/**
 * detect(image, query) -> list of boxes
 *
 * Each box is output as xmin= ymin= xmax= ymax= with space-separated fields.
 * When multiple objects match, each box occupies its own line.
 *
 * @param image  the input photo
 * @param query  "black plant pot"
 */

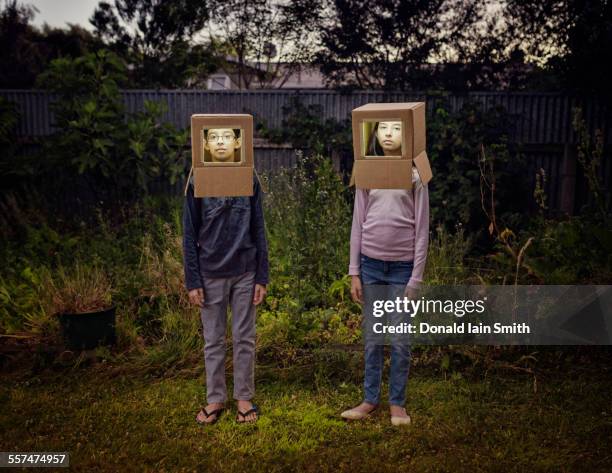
xmin=58 ymin=305 xmax=117 ymax=351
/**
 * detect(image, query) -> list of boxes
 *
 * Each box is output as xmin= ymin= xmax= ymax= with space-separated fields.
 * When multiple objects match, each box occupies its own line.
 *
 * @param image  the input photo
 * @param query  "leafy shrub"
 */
xmin=36 ymin=49 xmax=188 ymax=203
xmin=263 ymin=152 xmax=352 ymax=311
xmin=256 ymin=96 xmax=352 ymax=157
xmin=0 ymin=97 xmax=27 ymax=190
xmin=427 ymin=100 xmax=528 ymax=240
xmin=0 ymin=265 xmax=46 ymax=335
xmin=526 ymin=216 xmax=612 ymax=284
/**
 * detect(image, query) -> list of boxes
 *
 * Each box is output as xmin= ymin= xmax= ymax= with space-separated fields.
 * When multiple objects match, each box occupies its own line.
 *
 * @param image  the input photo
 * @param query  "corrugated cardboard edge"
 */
xmin=413 ymin=151 xmax=433 ymax=185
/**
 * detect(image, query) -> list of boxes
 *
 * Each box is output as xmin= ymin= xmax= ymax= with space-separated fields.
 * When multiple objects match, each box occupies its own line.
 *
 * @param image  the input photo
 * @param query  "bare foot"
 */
xmin=196 ymin=402 xmax=224 ymax=424
xmin=236 ymin=400 xmax=258 ymax=423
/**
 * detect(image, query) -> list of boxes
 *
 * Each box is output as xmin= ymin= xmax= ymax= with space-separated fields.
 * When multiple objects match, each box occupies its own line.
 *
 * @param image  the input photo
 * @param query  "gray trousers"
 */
xmin=200 ymin=271 xmax=256 ymax=403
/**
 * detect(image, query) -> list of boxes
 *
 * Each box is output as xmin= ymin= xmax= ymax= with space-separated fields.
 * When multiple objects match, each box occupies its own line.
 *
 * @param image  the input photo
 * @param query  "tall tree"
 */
xmin=0 ymin=0 xmax=102 ymax=88
xmin=313 ymin=0 xmax=490 ymax=90
xmin=206 ymin=0 xmax=319 ymax=88
xmin=90 ymin=0 xmax=219 ymax=87
xmin=503 ymin=0 xmax=612 ymax=99
xmin=0 ymin=0 xmax=41 ymax=87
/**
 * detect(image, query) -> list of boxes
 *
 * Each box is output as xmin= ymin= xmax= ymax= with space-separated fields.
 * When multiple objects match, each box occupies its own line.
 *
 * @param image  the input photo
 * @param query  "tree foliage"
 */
xmin=311 ymin=0 xmax=612 ymax=95
xmin=0 ymin=0 xmax=103 ymax=88
xmin=90 ymin=0 xmax=219 ymax=87
xmin=313 ymin=0 xmax=495 ymax=90
xmin=504 ymin=0 xmax=612 ymax=100
xmin=206 ymin=0 xmax=318 ymax=88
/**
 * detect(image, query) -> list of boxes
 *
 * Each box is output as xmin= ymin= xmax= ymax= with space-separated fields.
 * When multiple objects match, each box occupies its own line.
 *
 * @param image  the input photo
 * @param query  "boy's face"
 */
xmin=204 ymin=128 xmax=241 ymax=162
xmin=376 ymin=121 xmax=402 ymax=154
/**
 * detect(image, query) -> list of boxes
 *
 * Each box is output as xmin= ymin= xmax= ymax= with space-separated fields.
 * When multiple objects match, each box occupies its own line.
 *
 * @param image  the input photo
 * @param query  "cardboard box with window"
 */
xmin=187 ymin=114 xmax=254 ymax=197
xmin=349 ymin=102 xmax=433 ymax=189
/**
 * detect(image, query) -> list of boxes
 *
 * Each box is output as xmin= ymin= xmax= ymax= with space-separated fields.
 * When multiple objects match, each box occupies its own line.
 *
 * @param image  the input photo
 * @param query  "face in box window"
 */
xmin=363 ymin=121 xmax=403 ymax=157
xmin=203 ymin=128 xmax=243 ymax=163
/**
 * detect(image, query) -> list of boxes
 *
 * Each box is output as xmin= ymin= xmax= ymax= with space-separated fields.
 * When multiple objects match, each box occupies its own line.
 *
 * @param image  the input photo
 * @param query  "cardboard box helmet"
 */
xmin=349 ymin=102 xmax=433 ymax=189
xmin=186 ymin=114 xmax=255 ymax=197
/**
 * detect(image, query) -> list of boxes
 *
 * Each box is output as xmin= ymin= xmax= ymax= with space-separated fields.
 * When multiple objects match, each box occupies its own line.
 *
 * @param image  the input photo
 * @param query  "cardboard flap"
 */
xmin=413 ymin=151 xmax=433 ymax=185
xmin=354 ymin=159 xmax=413 ymax=190
xmin=349 ymin=166 xmax=356 ymax=187
xmin=194 ymin=166 xmax=254 ymax=197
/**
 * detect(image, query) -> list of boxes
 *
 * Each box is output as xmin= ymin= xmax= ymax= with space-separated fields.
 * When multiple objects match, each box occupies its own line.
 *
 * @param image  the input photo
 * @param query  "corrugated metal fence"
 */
xmin=2 ymin=89 xmax=610 ymax=213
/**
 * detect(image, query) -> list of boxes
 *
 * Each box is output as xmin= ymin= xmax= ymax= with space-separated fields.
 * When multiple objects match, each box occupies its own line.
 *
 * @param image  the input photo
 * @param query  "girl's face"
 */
xmin=376 ymin=121 xmax=402 ymax=154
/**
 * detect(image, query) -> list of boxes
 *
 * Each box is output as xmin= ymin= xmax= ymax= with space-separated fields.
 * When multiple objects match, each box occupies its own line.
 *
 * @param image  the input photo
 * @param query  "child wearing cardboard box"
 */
xmin=342 ymin=103 xmax=431 ymax=426
xmin=183 ymin=119 xmax=269 ymax=425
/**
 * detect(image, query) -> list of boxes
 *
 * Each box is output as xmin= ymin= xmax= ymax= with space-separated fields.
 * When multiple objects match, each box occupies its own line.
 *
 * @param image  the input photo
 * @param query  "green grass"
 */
xmin=1 ymin=360 xmax=611 ymax=472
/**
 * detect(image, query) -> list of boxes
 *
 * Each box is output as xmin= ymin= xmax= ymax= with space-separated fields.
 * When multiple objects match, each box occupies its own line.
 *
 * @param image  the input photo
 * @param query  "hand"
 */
xmin=188 ymin=288 xmax=204 ymax=307
xmin=253 ymin=284 xmax=267 ymax=306
xmin=403 ymin=285 xmax=418 ymax=300
xmin=350 ymin=275 xmax=363 ymax=304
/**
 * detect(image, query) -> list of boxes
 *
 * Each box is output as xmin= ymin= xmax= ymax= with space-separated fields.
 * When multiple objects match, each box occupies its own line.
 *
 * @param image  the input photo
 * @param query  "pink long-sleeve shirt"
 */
xmin=349 ymin=169 xmax=430 ymax=290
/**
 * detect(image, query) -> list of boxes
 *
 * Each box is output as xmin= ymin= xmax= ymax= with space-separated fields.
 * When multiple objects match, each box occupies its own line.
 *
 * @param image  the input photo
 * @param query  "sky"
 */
xmin=29 ymin=0 xmax=100 ymax=30
xmin=27 ymin=0 xmax=218 ymax=40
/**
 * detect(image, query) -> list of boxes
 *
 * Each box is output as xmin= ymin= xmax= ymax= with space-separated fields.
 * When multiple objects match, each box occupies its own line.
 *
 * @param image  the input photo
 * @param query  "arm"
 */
xmin=407 ymin=181 xmax=430 ymax=290
xmin=250 ymin=177 xmax=269 ymax=285
xmin=182 ymin=179 xmax=203 ymax=291
xmin=349 ymin=189 xmax=368 ymax=276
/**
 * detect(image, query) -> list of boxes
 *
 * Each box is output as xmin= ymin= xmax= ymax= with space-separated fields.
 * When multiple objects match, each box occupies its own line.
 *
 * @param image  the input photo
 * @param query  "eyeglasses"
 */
xmin=206 ymin=133 xmax=236 ymax=143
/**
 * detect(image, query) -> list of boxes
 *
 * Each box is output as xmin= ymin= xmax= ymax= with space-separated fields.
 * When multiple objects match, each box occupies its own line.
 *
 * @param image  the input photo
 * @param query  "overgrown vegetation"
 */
xmin=475 ymin=108 xmax=612 ymax=285
xmin=1 ymin=94 xmax=610 ymax=367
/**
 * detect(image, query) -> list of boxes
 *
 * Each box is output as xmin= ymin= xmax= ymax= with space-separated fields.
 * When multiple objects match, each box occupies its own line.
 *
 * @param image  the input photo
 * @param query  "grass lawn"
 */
xmin=2 ymin=354 xmax=611 ymax=473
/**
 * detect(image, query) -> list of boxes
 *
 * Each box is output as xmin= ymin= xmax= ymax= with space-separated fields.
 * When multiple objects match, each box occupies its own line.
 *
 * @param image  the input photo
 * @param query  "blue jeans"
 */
xmin=360 ymin=253 xmax=413 ymax=406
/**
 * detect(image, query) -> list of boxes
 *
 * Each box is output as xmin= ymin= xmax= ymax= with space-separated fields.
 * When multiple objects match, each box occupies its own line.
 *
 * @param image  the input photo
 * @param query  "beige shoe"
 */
xmin=390 ymin=414 xmax=411 ymax=426
xmin=340 ymin=404 xmax=378 ymax=420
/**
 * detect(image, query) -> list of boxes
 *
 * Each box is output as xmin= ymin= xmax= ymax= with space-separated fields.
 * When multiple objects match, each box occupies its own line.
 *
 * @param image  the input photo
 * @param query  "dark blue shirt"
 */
xmin=182 ymin=174 xmax=269 ymax=290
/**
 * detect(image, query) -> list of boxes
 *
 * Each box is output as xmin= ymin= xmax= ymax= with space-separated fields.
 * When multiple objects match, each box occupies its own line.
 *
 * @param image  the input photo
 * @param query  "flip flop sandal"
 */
xmin=236 ymin=404 xmax=259 ymax=423
xmin=196 ymin=406 xmax=224 ymax=425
